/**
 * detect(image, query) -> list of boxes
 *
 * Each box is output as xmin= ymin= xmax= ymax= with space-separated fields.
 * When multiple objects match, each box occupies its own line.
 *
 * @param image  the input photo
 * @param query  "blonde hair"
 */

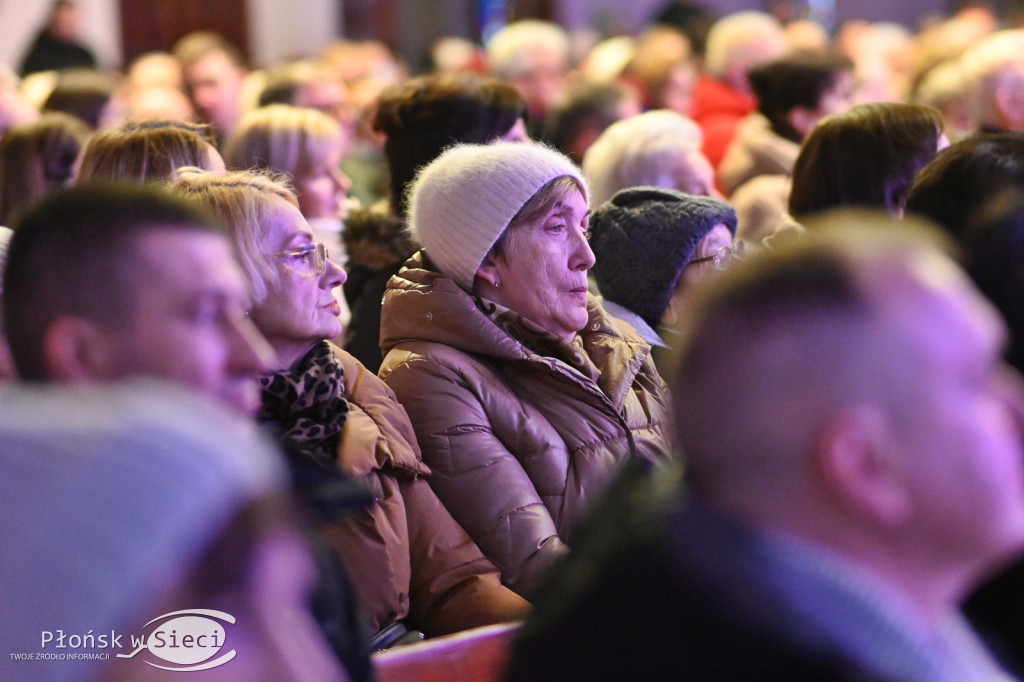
xmin=704 ymin=11 xmax=785 ymax=84
xmin=485 ymin=20 xmax=570 ymax=79
xmin=959 ymin=29 xmax=1024 ymax=130
xmin=77 ymin=120 xmax=219 ymax=184
xmin=582 ymin=109 xmax=705 ymax=206
xmin=223 ymin=104 xmax=341 ymax=180
xmin=169 ymin=167 xmax=299 ymax=304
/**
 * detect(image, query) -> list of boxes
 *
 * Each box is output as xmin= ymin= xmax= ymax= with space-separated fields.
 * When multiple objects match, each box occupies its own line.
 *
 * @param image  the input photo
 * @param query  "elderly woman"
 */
xmin=169 ymin=168 xmax=528 ymax=644
xmin=582 ymin=109 xmax=717 ymax=206
xmin=224 ymin=104 xmax=352 ymax=331
xmin=589 ymin=186 xmax=739 ymax=367
xmin=378 ymin=142 xmax=673 ymax=598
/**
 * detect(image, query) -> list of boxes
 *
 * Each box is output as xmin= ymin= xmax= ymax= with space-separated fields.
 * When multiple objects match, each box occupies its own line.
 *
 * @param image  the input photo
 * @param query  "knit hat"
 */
xmin=590 ymin=186 xmax=737 ymax=329
xmin=0 ymin=380 xmax=285 ymax=682
xmin=407 ymin=141 xmax=588 ymax=291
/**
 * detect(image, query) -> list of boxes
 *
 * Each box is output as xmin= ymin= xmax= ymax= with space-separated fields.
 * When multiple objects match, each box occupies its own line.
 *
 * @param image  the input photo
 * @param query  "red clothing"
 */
xmin=691 ymin=76 xmax=757 ymax=171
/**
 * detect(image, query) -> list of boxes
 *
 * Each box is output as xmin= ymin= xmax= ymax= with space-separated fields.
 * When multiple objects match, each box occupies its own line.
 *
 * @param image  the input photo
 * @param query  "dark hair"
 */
xmin=42 ymin=69 xmax=117 ymax=130
xmin=372 ymin=72 xmax=525 ymax=218
xmin=3 ymin=183 xmax=220 ymax=380
xmin=546 ymin=80 xmax=635 ymax=164
xmin=789 ymin=103 xmax=943 ymax=218
xmin=748 ymin=51 xmax=853 ymax=143
xmin=651 ymin=0 xmax=716 ymax=55
xmin=905 ymin=133 xmax=1024 ymax=240
xmin=0 ymin=113 xmax=90 ymax=225
xmin=962 ymin=189 xmax=1024 ymax=373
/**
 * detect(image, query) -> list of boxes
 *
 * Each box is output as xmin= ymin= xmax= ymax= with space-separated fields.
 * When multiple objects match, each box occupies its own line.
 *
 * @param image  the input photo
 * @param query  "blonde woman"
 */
xmin=224 ymin=104 xmax=351 ymax=263
xmin=169 ymin=167 xmax=529 ymax=644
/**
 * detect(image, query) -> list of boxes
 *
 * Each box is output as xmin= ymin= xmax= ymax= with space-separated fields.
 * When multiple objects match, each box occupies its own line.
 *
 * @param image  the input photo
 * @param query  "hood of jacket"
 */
xmin=379 ymin=252 xmax=652 ymax=412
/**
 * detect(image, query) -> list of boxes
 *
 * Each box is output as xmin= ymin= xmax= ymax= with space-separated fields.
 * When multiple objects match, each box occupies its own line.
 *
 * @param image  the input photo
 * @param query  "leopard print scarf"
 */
xmin=258 ymin=341 xmax=349 ymax=467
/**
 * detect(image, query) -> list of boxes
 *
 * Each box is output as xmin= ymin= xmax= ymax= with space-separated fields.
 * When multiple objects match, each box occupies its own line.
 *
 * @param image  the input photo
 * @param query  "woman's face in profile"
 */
xmin=294 ymin=139 xmax=351 ymax=221
xmin=480 ymin=187 xmax=595 ymax=340
xmin=249 ymin=199 xmax=347 ymax=365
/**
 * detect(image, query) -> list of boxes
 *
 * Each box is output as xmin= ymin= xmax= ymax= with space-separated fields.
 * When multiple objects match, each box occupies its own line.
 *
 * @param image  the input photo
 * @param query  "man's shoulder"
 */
xmin=509 ymin=485 xmax=894 ymax=681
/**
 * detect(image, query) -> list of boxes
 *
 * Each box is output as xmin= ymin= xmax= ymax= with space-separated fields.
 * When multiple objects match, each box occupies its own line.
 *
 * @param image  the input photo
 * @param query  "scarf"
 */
xmin=258 ymin=341 xmax=349 ymax=467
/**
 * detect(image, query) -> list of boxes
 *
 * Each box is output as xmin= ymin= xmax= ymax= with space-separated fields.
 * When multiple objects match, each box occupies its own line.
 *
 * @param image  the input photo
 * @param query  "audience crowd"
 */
xmin=4 ymin=1 xmax=1024 ymax=679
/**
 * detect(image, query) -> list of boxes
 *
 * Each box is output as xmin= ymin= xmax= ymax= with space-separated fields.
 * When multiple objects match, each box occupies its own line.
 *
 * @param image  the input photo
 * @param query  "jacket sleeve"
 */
xmin=382 ymin=350 xmax=569 ymax=599
xmin=401 ymin=475 xmax=531 ymax=635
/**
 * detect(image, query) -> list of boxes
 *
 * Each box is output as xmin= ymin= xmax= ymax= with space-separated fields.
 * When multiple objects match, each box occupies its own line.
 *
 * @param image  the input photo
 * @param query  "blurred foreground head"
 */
xmin=673 ymin=210 xmax=1024 ymax=603
xmin=0 ymin=380 xmax=348 ymax=681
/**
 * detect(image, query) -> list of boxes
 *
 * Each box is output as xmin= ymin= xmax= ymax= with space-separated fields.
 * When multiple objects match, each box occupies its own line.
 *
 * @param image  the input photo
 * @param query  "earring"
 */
xmin=495 ymin=280 xmax=501 ymax=288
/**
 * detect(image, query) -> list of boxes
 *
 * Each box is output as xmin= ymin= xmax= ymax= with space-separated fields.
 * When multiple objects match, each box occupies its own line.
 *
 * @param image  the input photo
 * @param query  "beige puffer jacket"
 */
xmin=378 ymin=253 xmax=673 ymax=598
xmin=324 ymin=347 xmax=530 ymax=636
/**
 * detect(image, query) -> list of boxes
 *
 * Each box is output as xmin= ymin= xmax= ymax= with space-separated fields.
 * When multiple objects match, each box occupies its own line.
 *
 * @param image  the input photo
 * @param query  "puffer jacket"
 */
xmin=322 ymin=347 xmax=530 ymax=636
xmin=378 ymin=253 xmax=674 ymax=598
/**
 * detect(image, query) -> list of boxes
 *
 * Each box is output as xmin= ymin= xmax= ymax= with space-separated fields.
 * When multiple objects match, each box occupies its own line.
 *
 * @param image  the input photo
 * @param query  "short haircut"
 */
xmin=905 ymin=132 xmax=1024 ymax=239
xmin=671 ymin=213 xmax=953 ymax=491
xmin=172 ymin=31 xmax=245 ymax=70
xmin=703 ymin=11 xmax=784 ymax=82
xmin=169 ymin=167 xmax=298 ymax=305
xmin=223 ymin=104 xmax=340 ymax=180
xmin=3 ymin=183 xmax=220 ymax=380
xmin=256 ymin=60 xmax=335 ymax=108
xmin=486 ymin=20 xmax=570 ymax=80
xmin=372 ymin=72 xmax=525 ymax=218
xmin=748 ymin=51 xmax=853 ymax=142
xmin=41 ymin=68 xmax=117 ymax=130
xmin=77 ymin=119 xmax=219 ymax=184
xmin=0 ymin=112 xmax=90 ymax=225
xmin=546 ymin=80 xmax=636 ymax=164
xmin=789 ymin=103 xmax=943 ymax=218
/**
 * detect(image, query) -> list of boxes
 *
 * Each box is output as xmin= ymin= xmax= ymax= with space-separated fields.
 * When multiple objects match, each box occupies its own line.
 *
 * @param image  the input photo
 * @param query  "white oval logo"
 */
xmin=145 ymin=616 xmax=225 ymax=665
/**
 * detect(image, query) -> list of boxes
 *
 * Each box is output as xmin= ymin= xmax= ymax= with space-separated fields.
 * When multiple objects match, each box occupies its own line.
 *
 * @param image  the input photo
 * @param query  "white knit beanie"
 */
xmin=406 ymin=141 xmax=588 ymax=291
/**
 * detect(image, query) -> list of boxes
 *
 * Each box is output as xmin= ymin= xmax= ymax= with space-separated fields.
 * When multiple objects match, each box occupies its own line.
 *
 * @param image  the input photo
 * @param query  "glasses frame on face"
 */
xmin=270 ymin=242 xmax=329 ymax=274
xmin=688 ymin=240 xmax=745 ymax=272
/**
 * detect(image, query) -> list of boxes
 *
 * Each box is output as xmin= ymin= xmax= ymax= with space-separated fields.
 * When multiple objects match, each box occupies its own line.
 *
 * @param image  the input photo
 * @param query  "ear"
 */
xmin=475 ymin=252 xmax=503 ymax=288
xmin=42 ymin=316 xmax=119 ymax=382
xmin=994 ymin=73 xmax=1024 ymax=129
xmin=813 ymin=406 xmax=910 ymax=527
xmin=787 ymin=107 xmax=818 ymax=139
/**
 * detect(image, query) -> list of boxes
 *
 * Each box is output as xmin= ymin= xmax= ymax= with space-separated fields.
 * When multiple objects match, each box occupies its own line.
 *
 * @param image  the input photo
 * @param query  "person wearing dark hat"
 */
xmin=590 ymin=186 xmax=739 ymax=362
xmin=378 ymin=142 xmax=673 ymax=600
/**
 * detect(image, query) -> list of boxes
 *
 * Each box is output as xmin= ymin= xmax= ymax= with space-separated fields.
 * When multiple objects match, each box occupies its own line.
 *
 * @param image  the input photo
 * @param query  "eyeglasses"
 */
xmin=688 ymin=241 xmax=745 ymax=271
xmin=270 ymin=242 xmax=329 ymax=274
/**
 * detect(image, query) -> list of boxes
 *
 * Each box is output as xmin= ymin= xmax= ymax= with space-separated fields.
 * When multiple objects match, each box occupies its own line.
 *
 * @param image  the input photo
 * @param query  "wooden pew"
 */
xmin=372 ymin=622 xmax=522 ymax=682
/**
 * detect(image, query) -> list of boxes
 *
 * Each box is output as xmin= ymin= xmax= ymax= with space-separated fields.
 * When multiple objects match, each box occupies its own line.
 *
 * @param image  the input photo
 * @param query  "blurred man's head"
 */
xmin=2 ymin=183 xmax=270 ymax=414
xmin=174 ymin=31 xmax=247 ymax=136
xmin=672 ymin=212 xmax=1024 ymax=611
